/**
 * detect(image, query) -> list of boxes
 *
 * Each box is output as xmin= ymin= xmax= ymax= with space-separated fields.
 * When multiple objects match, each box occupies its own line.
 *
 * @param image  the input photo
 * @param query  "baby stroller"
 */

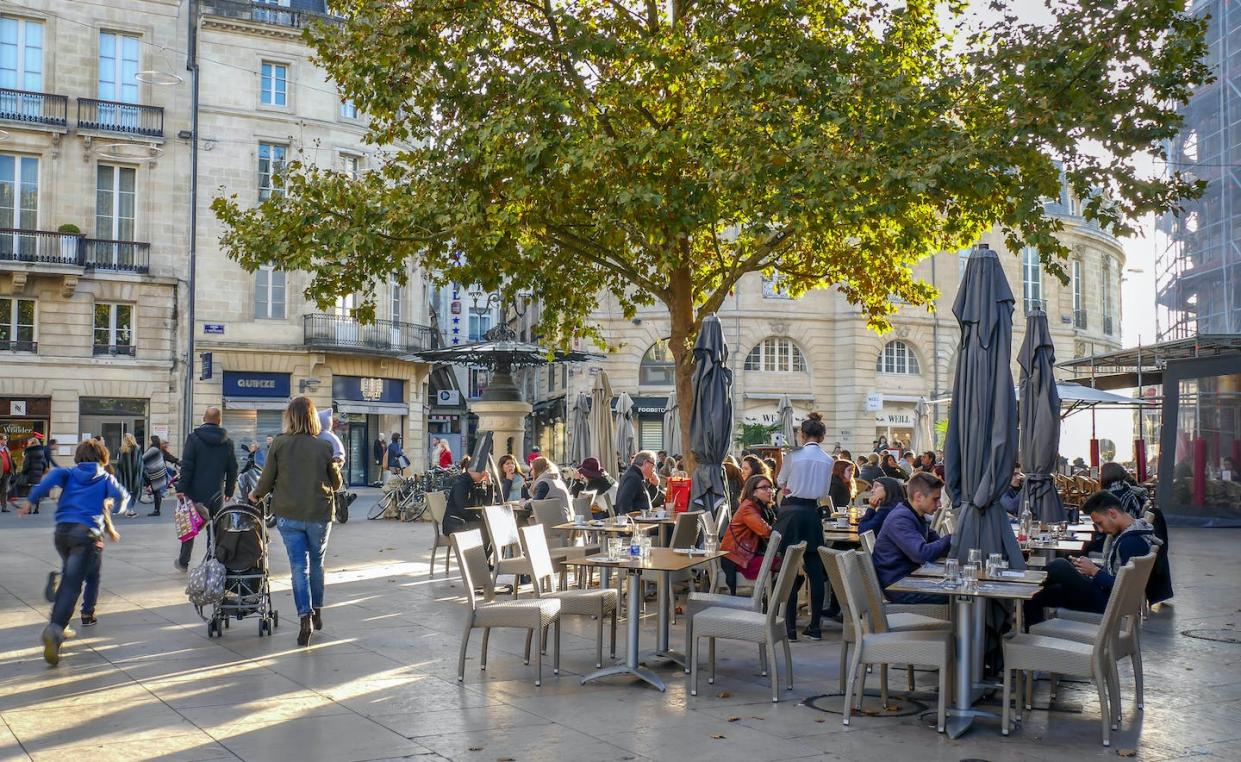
xmin=203 ymin=496 xmax=277 ymax=638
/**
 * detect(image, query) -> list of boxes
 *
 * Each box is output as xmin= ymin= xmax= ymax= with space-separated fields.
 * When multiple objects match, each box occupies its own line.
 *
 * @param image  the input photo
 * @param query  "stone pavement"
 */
xmin=0 ymin=492 xmax=1238 ymax=761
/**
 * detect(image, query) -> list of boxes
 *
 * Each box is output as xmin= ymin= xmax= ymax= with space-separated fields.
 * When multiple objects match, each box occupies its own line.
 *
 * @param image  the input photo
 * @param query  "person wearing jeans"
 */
xmin=250 ymin=396 xmax=342 ymax=647
xmin=21 ymin=440 xmax=125 ymax=665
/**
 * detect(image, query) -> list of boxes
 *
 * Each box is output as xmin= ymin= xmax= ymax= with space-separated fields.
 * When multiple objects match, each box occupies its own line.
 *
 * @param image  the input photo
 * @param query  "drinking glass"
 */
xmin=968 ymin=548 xmax=982 ymax=565
xmin=944 ymin=558 xmax=960 ymax=585
xmin=705 ymin=535 xmax=718 ymax=554
xmin=963 ymin=563 xmax=979 ymax=590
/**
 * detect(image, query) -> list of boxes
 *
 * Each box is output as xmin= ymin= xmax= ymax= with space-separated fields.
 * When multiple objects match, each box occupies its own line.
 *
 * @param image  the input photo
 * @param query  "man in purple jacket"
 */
xmin=872 ymin=471 xmax=953 ymax=604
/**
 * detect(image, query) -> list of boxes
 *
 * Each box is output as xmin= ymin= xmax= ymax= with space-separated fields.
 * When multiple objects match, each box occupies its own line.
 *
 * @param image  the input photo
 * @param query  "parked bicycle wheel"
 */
xmin=400 ymin=491 xmax=428 ymax=522
xmin=367 ymin=491 xmax=394 ymax=520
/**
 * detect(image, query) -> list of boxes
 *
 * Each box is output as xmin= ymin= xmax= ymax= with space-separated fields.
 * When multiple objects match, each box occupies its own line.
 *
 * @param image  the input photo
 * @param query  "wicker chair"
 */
xmin=683 ymin=531 xmax=782 ymax=674
xmin=857 ymin=531 xmax=951 ymax=622
xmin=1001 ymin=557 xmax=1142 ymax=746
xmin=426 ymin=490 xmax=452 ymax=577
xmin=825 ymin=549 xmax=951 ymax=732
xmin=452 ymin=529 xmax=561 ymax=686
xmin=521 ymin=524 xmax=618 ymax=669
xmin=1028 ymin=552 xmax=1157 ymax=719
xmin=690 ymin=542 xmax=807 ymax=703
xmin=571 ymin=491 xmax=596 ymax=521
xmin=482 ymin=504 xmax=536 ymax=597
xmin=528 ymin=498 xmax=594 ymax=587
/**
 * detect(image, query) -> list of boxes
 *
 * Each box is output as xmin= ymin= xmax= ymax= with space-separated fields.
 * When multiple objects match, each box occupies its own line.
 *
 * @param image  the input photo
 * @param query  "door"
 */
xmin=345 ymin=415 xmax=368 ymax=486
xmin=334 ymin=294 xmax=359 ymax=346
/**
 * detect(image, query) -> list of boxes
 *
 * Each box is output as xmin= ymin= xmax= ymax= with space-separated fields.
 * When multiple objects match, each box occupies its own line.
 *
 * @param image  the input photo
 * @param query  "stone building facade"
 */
xmin=0 ymin=0 xmax=433 ymax=483
xmin=526 ymin=189 xmax=1126 ymax=462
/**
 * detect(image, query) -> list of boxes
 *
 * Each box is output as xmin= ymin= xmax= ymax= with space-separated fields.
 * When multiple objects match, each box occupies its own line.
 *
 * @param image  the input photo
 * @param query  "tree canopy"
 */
xmin=212 ymin=0 xmax=1210 ymax=444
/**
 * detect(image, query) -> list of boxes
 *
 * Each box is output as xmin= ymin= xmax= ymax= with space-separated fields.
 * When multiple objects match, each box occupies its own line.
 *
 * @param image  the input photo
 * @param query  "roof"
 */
xmin=1058 ymin=334 xmax=1241 ymax=389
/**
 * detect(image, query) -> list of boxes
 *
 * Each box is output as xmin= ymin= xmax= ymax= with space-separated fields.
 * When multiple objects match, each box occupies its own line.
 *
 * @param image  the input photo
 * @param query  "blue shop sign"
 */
xmin=223 ymin=371 xmax=291 ymax=398
xmin=333 ymin=376 xmax=405 ymax=404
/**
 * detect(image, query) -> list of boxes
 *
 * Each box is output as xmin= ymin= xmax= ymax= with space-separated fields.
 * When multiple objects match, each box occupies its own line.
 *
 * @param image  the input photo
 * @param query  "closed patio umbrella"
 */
xmin=663 ymin=388 xmax=682 ymax=459
xmin=1018 ymin=309 xmax=1065 ymax=523
xmin=614 ymin=392 xmax=637 ymax=469
xmin=945 ymin=244 xmax=1025 ymax=570
xmin=571 ymin=392 xmax=592 ymax=465
xmin=590 ymin=371 xmax=618 ymax=474
xmin=689 ymin=315 xmax=734 ymax=511
xmin=911 ymin=397 xmax=933 ymax=455
xmin=776 ymin=394 xmax=795 ymax=448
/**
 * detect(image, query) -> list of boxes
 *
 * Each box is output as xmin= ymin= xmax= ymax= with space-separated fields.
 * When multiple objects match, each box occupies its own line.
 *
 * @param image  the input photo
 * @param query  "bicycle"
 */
xmin=367 ymin=468 xmax=458 ymax=522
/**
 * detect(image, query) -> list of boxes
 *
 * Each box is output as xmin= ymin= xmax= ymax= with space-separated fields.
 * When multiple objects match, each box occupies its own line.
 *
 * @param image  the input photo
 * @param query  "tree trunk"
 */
xmin=665 ymin=267 xmax=699 ymax=472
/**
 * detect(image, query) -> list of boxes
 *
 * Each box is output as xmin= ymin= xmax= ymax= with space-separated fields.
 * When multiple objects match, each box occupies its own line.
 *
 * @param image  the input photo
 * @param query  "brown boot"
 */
xmin=297 ymin=615 xmax=312 ymax=647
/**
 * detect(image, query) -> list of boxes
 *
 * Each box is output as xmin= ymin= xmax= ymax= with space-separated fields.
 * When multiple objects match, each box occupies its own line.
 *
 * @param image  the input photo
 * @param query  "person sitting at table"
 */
xmin=900 ymin=451 xmax=918 ymax=478
xmin=1100 ymin=462 xmax=1148 ymax=518
xmin=858 ymin=453 xmax=883 ymax=483
xmin=919 ymin=451 xmax=937 ymax=472
xmin=1023 ymin=490 xmax=1172 ymax=627
xmin=827 ymin=459 xmax=856 ymax=516
xmin=873 ymin=472 xmax=953 ymax=604
xmin=497 ymin=454 xmax=526 ymax=502
xmin=880 ymin=453 xmax=906 ymax=480
xmin=444 ymin=464 xmax=494 ymax=553
xmin=571 ymin=456 xmax=617 ymax=504
xmin=720 ymin=474 xmax=777 ymax=595
xmin=529 ymin=457 xmax=572 ymax=517
xmin=774 ymin=412 xmax=831 ymax=640
xmin=858 ymin=476 xmax=905 ymax=537
xmin=998 ymin=468 xmax=1024 ymax=516
xmin=614 ymin=450 xmax=664 ymax=514
xmin=740 ymin=454 xmax=770 ymax=483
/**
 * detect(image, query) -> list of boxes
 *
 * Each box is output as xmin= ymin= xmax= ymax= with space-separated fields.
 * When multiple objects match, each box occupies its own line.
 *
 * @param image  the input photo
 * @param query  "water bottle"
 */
xmin=1018 ymin=501 xmax=1033 ymax=543
xmin=629 ymin=524 xmax=642 ymax=558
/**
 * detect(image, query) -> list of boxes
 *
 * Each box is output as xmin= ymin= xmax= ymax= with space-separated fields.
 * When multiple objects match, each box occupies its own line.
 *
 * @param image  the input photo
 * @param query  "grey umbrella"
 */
xmin=590 ymin=371 xmax=618 ymax=473
xmin=1018 ymin=309 xmax=1065 ymax=523
xmin=663 ymin=388 xmax=682 ymax=459
xmin=945 ymin=244 xmax=1025 ymax=570
xmin=689 ymin=315 xmax=734 ymax=512
xmin=571 ymin=392 xmax=592 ymax=465
xmin=911 ymin=397 xmax=933 ymax=455
xmin=614 ymin=392 xmax=637 ymax=469
xmin=776 ymin=394 xmax=795 ymax=449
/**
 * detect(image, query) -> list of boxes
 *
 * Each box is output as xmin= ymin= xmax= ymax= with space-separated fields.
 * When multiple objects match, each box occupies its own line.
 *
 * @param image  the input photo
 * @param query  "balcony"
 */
xmin=0 ymin=340 xmax=36 ymax=353
xmin=1103 ymin=315 xmax=1114 ymax=336
xmin=84 ymin=239 xmax=150 ymax=273
xmin=1073 ymin=309 xmax=1088 ymax=330
xmin=0 ymin=229 xmax=83 ymax=267
xmin=304 ymin=313 xmax=432 ymax=355
xmin=77 ymin=98 xmax=164 ymax=139
xmin=93 ymin=344 xmax=135 ymax=357
xmin=204 ymin=0 xmax=340 ymax=29
xmin=0 ymin=87 xmax=69 ymax=129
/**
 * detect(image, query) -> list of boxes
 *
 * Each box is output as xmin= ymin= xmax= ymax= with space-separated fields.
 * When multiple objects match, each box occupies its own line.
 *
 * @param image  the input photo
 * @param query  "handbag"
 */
xmin=396 ymin=454 xmax=411 ymax=469
xmin=174 ymin=495 xmax=206 ymax=542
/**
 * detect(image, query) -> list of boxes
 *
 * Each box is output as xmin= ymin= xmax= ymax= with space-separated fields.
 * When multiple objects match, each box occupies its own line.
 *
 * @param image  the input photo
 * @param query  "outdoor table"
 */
xmin=911 ymin=563 xmax=1047 ymax=585
xmin=576 ymin=547 xmax=726 ymax=691
xmin=551 ymin=521 xmax=659 ymax=587
xmin=1022 ymin=538 xmax=1087 ymax=562
xmin=886 ymin=575 xmax=1041 ymax=739
xmin=822 ymin=528 xmax=861 ymax=544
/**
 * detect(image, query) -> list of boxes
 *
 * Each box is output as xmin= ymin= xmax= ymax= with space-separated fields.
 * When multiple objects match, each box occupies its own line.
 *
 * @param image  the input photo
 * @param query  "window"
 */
xmin=258 ymin=142 xmax=287 ymax=200
xmin=1102 ymin=256 xmax=1114 ymax=335
xmin=468 ymin=310 xmax=492 ymax=341
xmin=93 ymin=303 xmax=133 ymax=354
xmin=98 ymin=31 xmax=139 ymax=104
xmin=340 ymin=99 xmax=359 ymax=119
xmin=640 ymin=339 xmax=676 ymax=385
xmin=761 ymin=272 xmax=792 ymax=299
xmin=0 ymin=155 xmax=38 ymax=252
xmin=390 ymin=278 xmax=401 ymax=323
xmin=341 ymin=153 xmax=360 ymax=179
xmin=0 ymin=17 xmax=43 ymax=92
xmin=0 ymin=297 xmax=35 ymax=351
xmin=958 ymin=246 xmax=972 ymax=278
xmin=876 ymin=340 xmax=920 ymax=375
xmin=1072 ymin=259 xmax=1085 ymax=328
xmin=468 ymin=367 xmax=489 ymax=399
xmin=744 ymin=337 xmax=807 ymax=373
xmin=547 ymin=364 xmax=555 ymax=393
xmin=96 ymin=165 xmax=135 ymax=241
xmin=260 ymin=61 xmax=288 ymax=106
xmin=254 ymin=265 xmax=286 ymax=319
xmin=1022 ymin=247 xmax=1042 ymax=313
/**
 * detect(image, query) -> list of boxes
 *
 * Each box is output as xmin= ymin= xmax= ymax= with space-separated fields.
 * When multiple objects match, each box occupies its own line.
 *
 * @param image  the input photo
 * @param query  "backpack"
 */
xmin=186 ymin=550 xmax=227 ymax=608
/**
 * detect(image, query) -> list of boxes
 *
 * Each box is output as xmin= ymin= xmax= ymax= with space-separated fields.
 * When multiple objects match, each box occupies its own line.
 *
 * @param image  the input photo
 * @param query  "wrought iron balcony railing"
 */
xmin=84 ymin=239 xmax=151 ymax=273
xmin=77 ymin=98 xmax=164 ymax=138
xmin=0 ymin=229 xmax=83 ymax=267
xmin=304 ymin=313 xmax=432 ymax=355
xmin=0 ymin=87 xmax=68 ymax=128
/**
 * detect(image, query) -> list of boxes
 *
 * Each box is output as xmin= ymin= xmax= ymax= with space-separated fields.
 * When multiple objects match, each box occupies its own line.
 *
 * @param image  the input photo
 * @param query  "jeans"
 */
xmin=1023 ymin=558 xmax=1108 ymax=627
xmin=886 ymin=590 xmax=949 ymax=605
xmin=151 ymin=486 xmax=166 ymax=513
xmin=786 ymin=552 xmax=825 ymax=634
xmin=276 ymin=517 xmax=331 ymax=617
xmin=52 ymin=523 xmax=102 ymax=627
xmin=720 ymin=557 xmax=740 ymax=596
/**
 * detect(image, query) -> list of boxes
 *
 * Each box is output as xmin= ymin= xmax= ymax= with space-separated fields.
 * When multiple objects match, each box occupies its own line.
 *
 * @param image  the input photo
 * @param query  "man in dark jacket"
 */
xmin=19 ymin=434 xmax=48 ymax=513
xmin=873 ymin=471 xmax=953 ymax=604
xmin=175 ymin=407 xmax=238 ymax=571
xmin=1024 ymin=490 xmax=1171 ymax=626
xmin=613 ymin=451 xmax=664 ymax=514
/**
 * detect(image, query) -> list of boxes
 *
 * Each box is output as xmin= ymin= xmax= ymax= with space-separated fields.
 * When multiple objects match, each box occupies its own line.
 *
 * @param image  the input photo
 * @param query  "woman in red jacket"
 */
xmin=719 ymin=474 xmax=777 ymax=595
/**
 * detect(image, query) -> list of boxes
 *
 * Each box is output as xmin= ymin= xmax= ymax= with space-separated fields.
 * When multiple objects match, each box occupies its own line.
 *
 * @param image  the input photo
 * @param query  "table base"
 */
xmin=946 ymin=707 xmax=1000 ymax=739
xmin=640 ymin=648 xmax=686 ymax=669
xmin=580 ymin=663 xmax=666 ymax=691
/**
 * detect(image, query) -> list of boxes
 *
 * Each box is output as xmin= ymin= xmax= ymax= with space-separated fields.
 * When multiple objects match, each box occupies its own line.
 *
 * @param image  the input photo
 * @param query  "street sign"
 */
xmin=865 ymin=392 xmax=883 ymax=412
xmin=203 ymin=323 xmax=224 ymax=335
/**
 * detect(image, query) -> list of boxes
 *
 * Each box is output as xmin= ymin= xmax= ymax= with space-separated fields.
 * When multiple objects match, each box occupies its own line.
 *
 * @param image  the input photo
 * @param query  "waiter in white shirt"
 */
xmin=773 ymin=412 xmax=833 ymax=639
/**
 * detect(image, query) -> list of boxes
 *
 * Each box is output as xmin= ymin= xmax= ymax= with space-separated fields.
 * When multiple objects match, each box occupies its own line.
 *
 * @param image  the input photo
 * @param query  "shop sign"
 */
xmin=333 ymin=375 xmax=405 ymax=403
xmin=223 ymin=371 xmax=291 ymax=398
xmin=876 ymin=412 xmax=913 ymax=426
xmin=9 ymin=401 xmax=25 ymax=416
xmin=865 ymin=392 xmax=884 ymax=412
xmin=437 ymin=390 xmax=461 ymax=406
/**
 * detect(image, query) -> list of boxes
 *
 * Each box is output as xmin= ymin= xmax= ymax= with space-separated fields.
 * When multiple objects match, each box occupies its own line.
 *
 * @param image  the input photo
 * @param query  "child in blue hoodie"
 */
xmin=20 ymin=439 xmax=126 ymax=666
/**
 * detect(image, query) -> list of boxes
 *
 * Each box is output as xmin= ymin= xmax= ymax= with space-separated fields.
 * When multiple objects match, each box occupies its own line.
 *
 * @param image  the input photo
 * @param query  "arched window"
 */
xmin=744 ymin=337 xmax=807 ymax=373
xmin=876 ymin=341 xmax=920 ymax=375
xmin=639 ymin=339 xmax=675 ymax=385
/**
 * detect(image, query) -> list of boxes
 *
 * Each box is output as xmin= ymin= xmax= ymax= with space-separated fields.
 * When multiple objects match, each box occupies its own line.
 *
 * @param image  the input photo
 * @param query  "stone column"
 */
xmin=469 ymin=399 xmax=532 ymax=458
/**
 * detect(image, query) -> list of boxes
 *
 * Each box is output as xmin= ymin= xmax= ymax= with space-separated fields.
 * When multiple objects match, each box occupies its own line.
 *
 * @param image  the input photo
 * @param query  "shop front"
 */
xmin=222 ymin=371 xmax=292 ymax=456
xmin=333 ymin=376 xmax=407 ymax=486
xmin=874 ymin=409 xmax=916 ymax=450
xmin=0 ymin=396 xmax=50 ymax=472
xmin=612 ymin=395 xmax=668 ymax=453
xmin=79 ymin=397 xmax=148 ymax=457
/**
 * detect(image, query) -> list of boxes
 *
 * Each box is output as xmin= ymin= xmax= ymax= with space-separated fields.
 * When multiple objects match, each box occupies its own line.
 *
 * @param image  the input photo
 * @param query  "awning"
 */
xmin=224 ymin=397 xmax=289 ymax=411
xmin=336 ymin=401 xmax=409 ymax=416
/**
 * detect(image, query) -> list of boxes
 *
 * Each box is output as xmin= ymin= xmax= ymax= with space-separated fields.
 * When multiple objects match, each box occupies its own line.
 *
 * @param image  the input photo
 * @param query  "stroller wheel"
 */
xmin=272 ymin=610 xmax=279 ymax=629
xmin=259 ymin=619 xmax=270 ymax=637
xmin=224 ymin=617 xmax=230 ymax=629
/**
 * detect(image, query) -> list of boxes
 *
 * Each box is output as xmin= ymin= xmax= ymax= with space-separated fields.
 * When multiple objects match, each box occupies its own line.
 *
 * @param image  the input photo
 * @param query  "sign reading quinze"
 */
xmin=223 ymin=371 xmax=291 ymax=398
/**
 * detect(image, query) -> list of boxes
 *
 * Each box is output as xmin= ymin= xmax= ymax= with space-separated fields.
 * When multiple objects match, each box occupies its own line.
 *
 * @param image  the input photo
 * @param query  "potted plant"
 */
xmin=56 ymin=223 xmax=82 ymax=264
